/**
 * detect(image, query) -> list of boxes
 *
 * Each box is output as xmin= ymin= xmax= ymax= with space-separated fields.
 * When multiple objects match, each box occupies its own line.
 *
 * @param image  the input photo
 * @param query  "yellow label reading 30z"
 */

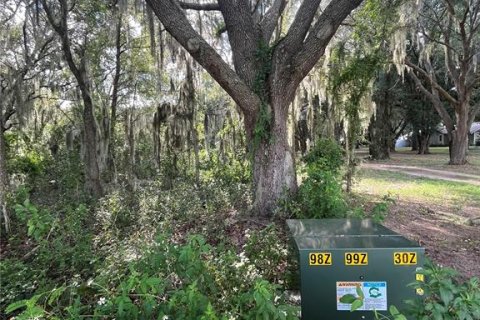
xmin=393 ymin=252 xmax=417 ymax=265
xmin=344 ymin=252 xmax=368 ymax=265
xmin=309 ymin=252 xmax=332 ymax=265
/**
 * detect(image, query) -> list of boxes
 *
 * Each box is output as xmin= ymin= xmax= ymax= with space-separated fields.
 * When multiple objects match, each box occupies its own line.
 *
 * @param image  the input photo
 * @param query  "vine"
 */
xmin=251 ymin=40 xmax=275 ymax=153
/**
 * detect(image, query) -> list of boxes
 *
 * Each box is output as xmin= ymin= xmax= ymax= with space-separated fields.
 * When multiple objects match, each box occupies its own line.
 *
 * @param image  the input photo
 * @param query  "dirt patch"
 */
xmin=383 ymin=200 xmax=480 ymax=279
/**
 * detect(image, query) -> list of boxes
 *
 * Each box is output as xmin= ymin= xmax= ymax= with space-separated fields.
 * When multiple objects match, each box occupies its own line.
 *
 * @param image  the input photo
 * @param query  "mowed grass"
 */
xmin=384 ymin=147 xmax=480 ymax=175
xmin=355 ymin=168 xmax=480 ymax=208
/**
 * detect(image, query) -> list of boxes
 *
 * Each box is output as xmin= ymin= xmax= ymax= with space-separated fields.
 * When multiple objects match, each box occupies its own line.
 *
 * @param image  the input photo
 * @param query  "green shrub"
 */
xmin=406 ymin=261 xmax=480 ymax=320
xmin=202 ymin=151 xmax=251 ymax=185
xmin=243 ymin=225 xmax=289 ymax=283
xmin=7 ymin=234 xmax=299 ymax=319
xmin=355 ymin=261 xmax=480 ymax=320
xmin=303 ymin=138 xmax=344 ymax=173
xmin=14 ymin=199 xmax=54 ymax=242
xmin=295 ymin=139 xmax=347 ymax=218
xmin=7 ymin=149 xmax=49 ymax=179
xmin=348 ymin=194 xmax=396 ymax=223
xmin=2 ymin=197 xmax=95 ymax=316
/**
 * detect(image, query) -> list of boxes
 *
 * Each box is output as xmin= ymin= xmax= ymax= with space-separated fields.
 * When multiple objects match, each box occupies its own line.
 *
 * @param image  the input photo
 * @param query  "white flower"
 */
xmin=162 ymin=316 xmax=169 ymax=320
xmin=87 ymin=279 xmax=94 ymax=286
xmin=233 ymin=261 xmax=245 ymax=268
xmin=97 ymin=297 xmax=106 ymax=306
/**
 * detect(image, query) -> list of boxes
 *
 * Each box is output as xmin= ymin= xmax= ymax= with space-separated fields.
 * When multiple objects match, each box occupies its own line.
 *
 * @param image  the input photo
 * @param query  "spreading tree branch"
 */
xmin=179 ymin=1 xmax=220 ymax=11
xmin=217 ymin=0 xmax=260 ymax=88
xmin=259 ymin=0 xmax=288 ymax=42
xmin=407 ymin=68 xmax=454 ymax=132
xmin=405 ymin=59 xmax=459 ymax=107
xmin=281 ymin=0 xmax=321 ymax=56
xmin=292 ymin=0 xmax=363 ymax=81
xmin=146 ymin=0 xmax=261 ymax=113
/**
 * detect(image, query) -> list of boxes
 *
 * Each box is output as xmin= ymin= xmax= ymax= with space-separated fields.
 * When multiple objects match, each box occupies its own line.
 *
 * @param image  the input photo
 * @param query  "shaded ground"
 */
xmin=355 ymin=148 xmax=480 ymax=279
xmin=383 ymin=200 xmax=480 ymax=279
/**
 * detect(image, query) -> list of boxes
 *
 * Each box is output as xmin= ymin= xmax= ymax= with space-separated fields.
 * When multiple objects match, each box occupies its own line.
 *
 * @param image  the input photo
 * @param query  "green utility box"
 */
xmin=287 ymin=219 xmax=425 ymax=320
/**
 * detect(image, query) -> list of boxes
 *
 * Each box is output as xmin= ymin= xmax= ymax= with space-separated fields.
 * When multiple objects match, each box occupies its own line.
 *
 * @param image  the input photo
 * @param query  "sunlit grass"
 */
xmin=355 ymin=169 xmax=480 ymax=207
xmin=360 ymin=147 xmax=480 ymax=175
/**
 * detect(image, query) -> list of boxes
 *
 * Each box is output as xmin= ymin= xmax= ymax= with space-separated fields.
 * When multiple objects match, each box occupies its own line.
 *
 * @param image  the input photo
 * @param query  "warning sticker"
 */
xmin=336 ymin=281 xmax=387 ymax=311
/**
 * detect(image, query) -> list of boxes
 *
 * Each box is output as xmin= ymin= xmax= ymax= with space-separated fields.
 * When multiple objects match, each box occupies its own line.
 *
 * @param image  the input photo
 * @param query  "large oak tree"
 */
xmin=146 ymin=0 xmax=363 ymax=215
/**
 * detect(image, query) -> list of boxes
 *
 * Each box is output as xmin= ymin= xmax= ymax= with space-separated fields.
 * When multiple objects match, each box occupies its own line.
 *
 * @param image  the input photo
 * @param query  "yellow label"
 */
xmin=393 ymin=252 xmax=417 ymax=265
xmin=344 ymin=252 xmax=368 ymax=265
xmin=416 ymin=288 xmax=424 ymax=296
xmin=416 ymin=274 xmax=425 ymax=282
xmin=309 ymin=252 xmax=332 ymax=266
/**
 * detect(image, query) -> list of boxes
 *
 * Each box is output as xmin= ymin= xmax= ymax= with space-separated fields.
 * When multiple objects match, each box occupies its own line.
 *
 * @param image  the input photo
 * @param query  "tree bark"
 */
xmin=107 ymin=13 xmax=123 ymax=182
xmin=248 ymin=106 xmax=297 ymax=216
xmin=417 ymin=132 xmax=430 ymax=155
xmin=450 ymin=105 xmax=469 ymax=164
xmin=368 ymin=110 xmax=390 ymax=160
xmin=0 ymin=128 xmax=10 ymax=233
xmin=369 ymin=90 xmax=390 ymax=160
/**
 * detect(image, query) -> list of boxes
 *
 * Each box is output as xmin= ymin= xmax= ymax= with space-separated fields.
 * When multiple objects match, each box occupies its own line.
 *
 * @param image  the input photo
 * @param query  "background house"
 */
xmin=430 ymin=122 xmax=480 ymax=147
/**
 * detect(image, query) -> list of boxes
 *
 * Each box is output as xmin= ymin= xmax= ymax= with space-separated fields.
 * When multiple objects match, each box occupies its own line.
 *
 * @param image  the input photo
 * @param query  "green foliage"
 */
xmin=203 ymin=151 xmax=251 ymax=185
xmin=252 ymin=40 xmax=275 ymax=150
xmin=7 ymin=149 xmax=49 ymax=179
xmin=0 ymin=259 xmax=37 ymax=311
xmin=406 ymin=261 xmax=480 ymax=320
xmin=1 ymin=193 xmax=94 ymax=315
xmin=42 ymin=151 xmax=85 ymax=196
xmin=243 ymin=225 xmax=289 ymax=283
xmin=295 ymin=139 xmax=347 ymax=218
xmin=350 ymin=194 xmax=396 ymax=223
xmin=364 ymin=261 xmax=480 ymax=320
xmin=373 ymin=306 xmax=408 ymax=320
xmin=14 ymin=199 xmax=54 ymax=242
xmin=7 ymin=234 xmax=298 ymax=319
xmin=303 ymin=138 xmax=345 ymax=173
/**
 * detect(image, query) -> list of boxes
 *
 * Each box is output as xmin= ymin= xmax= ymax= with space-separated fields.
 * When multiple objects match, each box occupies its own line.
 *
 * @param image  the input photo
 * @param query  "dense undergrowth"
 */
xmin=2 ymin=141 xmax=479 ymax=319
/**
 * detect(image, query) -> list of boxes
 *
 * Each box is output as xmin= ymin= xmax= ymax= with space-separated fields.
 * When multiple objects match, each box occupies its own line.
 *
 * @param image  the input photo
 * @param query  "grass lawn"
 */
xmin=371 ymin=147 xmax=480 ymax=175
xmin=356 ymin=168 xmax=480 ymax=208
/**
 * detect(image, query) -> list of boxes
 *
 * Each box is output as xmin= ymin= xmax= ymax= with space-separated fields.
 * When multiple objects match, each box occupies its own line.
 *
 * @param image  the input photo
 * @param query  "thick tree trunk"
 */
xmin=450 ymin=108 xmax=469 ymax=164
xmin=390 ymin=139 xmax=396 ymax=153
xmin=411 ymin=132 xmax=419 ymax=151
xmin=247 ymin=106 xmax=297 ymax=216
xmin=0 ymin=129 xmax=10 ymax=233
xmin=82 ymin=92 xmax=103 ymax=198
xmin=368 ymin=111 xmax=390 ymax=160
xmin=417 ymin=133 xmax=430 ymax=155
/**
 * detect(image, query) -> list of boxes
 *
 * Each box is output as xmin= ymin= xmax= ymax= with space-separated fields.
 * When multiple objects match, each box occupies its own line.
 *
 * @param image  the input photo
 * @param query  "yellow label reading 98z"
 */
xmin=393 ymin=252 xmax=417 ymax=265
xmin=309 ymin=252 xmax=332 ymax=265
xmin=345 ymin=252 xmax=368 ymax=265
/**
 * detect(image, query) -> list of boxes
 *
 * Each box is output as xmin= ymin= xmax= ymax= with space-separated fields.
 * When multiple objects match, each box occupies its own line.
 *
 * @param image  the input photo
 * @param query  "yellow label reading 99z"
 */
xmin=393 ymin=252 xmax=417 ymax=265
xmin=309 ymin=252 xmax=332 ymax=265
xmin=345 ymin=252 xmax=368 ymax=265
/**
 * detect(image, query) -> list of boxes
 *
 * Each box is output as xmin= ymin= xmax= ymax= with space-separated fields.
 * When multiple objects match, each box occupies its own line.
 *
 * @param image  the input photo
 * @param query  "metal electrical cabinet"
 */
xmin=287 ymin=219 xmax=425 ymax=320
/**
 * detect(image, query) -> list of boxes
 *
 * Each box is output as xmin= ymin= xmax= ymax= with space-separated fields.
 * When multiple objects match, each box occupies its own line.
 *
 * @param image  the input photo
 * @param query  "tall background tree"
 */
xmin=395 ymin=0 xmax=480 ymax=164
